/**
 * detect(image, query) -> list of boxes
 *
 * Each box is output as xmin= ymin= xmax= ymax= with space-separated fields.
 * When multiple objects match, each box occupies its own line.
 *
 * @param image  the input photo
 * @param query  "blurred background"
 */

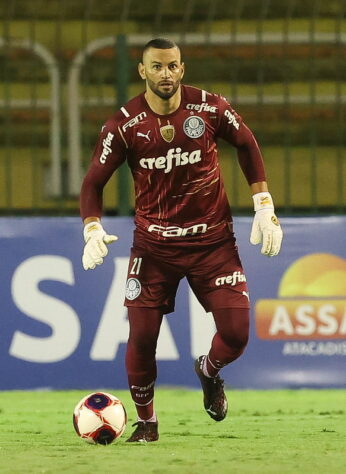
xmin=0 ymin=0 xmax=345 ymax=216
xmin=0 ymin=1 xmax=345 ymax=393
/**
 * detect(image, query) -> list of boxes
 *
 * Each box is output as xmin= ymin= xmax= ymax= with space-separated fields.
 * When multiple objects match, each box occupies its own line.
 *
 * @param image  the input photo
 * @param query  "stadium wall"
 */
xmin=1 ymin=216 xmax=345 ymax=390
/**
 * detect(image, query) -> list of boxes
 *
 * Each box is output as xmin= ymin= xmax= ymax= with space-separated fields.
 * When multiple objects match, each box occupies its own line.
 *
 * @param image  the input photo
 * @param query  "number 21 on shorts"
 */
xmin=130 ymin=257 xmax=142 ymax=275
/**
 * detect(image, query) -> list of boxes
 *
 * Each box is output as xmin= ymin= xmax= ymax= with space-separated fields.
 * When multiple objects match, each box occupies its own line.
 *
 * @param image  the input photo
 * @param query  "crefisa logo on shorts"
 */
xmin=125 ymin=278 xmax=141 ymax=300
xmin=215 ymin=271 xmax=247 ymax=286
xmin=183 ymin=115 xmax=205 ymax=138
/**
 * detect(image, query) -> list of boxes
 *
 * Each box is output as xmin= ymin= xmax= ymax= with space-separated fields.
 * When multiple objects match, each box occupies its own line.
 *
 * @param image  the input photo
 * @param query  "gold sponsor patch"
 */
xmin=160 ymin=125 xmax=175 ymax=143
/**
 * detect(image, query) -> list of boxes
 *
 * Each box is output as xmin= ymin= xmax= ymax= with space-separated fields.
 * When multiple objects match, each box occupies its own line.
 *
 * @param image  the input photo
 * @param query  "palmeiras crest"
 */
xmin=160 ymin=124 xmax=175 ymax=143
xmin=183 ymin=115 xmax=205 ymax=138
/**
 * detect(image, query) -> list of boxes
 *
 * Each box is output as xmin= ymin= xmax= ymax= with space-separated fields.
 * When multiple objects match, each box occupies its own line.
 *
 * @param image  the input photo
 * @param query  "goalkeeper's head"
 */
xmin=138 ymin=38 xmax=185 ymax=100
xmin=141 ymin=38 xmax=181 ymax=62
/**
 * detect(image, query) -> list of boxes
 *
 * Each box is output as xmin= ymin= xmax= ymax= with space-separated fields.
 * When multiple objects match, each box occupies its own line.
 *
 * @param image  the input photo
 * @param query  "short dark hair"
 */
xmin=142 ymin=38 xmax=180 ymax=60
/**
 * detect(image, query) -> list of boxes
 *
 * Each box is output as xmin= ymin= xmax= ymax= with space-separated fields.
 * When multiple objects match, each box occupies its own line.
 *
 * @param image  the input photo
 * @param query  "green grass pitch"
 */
xmin=0 ymin=389 xmax=345 ymax=473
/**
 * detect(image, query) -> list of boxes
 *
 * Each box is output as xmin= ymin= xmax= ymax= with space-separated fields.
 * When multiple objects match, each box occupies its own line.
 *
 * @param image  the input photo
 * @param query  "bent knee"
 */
xmin=214 ymin=307 xmax=250 ymax=350
xmin=222 ymin=331 xmax=249 ymax=351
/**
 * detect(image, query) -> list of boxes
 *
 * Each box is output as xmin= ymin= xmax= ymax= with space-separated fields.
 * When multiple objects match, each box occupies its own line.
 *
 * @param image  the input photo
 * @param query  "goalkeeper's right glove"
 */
xmin=82 ymin=221 xmax=118 ymax=270
xmin=250 ymin=192 xmax=283 ymax=257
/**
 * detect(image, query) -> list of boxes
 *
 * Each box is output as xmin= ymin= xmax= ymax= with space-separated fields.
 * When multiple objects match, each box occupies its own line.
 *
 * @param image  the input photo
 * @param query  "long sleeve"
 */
xmin=80 ymin=117 xmax=127 ymax=220
xmin=216 ymin=96 xmax=266 ymax=185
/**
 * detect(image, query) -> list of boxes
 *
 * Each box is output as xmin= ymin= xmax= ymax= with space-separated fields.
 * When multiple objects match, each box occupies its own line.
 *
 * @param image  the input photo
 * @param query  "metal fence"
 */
xmin=0 ymin=0 xmax=345 ymax=215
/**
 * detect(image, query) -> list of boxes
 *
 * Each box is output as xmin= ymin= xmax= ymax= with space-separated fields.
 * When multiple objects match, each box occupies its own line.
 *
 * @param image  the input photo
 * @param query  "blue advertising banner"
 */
xmin=0 ymin=216 xmax=345 ymax=390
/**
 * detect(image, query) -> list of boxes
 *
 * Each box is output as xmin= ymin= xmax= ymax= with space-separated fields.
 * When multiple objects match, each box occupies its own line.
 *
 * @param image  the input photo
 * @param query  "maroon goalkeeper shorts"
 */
xmin=124 ymin=227 xmax=250 ymax=314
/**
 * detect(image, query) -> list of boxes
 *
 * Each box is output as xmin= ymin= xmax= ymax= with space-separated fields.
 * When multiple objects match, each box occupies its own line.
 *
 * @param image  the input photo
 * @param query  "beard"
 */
xmin=146 ymin=77 xmax=181 ymax=100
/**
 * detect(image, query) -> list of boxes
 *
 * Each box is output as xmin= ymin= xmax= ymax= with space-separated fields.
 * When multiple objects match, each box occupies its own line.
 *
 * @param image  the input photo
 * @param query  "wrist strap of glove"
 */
xmin=83 ymin=221 xmax=103 ymax=242
xmin=252 ymin=192 xmax=274 ymax=212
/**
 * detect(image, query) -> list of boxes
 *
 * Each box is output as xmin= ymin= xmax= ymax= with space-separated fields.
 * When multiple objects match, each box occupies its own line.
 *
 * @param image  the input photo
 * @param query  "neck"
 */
xmin=145 ymin=87 xmax=182 ymax=115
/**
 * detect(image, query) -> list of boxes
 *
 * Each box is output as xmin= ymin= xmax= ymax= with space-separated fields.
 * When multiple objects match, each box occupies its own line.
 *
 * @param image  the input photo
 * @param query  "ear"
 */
xmin=180 ymin=62 xmax=185 ymax=79
xmin=138 ymin=62 xmax=146 ymax=80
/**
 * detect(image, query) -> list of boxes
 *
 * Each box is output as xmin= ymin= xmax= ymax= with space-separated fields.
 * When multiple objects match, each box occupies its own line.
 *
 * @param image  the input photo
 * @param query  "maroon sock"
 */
xmin=206 ymin=307 xmax=249 ymax=377
xmin=127 ymin=342 xmax=156 ymax=420
xmin=126 ymin=307 xmax=163 ymax=421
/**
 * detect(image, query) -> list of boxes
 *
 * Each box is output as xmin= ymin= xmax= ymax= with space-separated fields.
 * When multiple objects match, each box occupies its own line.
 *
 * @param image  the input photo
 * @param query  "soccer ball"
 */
xmin=73 ymin=392 xmax=127 ymax=445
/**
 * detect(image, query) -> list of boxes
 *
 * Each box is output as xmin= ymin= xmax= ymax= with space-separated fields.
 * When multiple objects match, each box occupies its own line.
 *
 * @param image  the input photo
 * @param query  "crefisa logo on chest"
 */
xmin=183 ymin=115 xmax=205 ymax=138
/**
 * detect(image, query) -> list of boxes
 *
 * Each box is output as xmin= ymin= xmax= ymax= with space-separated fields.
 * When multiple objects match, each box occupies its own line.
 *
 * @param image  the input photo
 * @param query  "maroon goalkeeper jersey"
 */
xmin=80 ymin=85 xmax=266 ymax=241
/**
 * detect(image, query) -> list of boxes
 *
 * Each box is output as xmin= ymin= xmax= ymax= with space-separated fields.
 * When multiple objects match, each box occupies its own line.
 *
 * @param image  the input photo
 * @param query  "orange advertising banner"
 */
xmin=255 ymin=299 xmax=346 ymax=340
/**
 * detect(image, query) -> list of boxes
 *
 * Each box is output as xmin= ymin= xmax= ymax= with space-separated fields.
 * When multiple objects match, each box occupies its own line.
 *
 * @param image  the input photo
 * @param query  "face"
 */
xmin=138 ymin=47 xmax=184 ymax=100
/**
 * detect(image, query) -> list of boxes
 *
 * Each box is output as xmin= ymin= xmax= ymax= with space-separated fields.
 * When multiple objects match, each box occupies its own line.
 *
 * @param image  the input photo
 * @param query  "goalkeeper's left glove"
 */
xmin=250 ymin=192 xmax=283 ymax=257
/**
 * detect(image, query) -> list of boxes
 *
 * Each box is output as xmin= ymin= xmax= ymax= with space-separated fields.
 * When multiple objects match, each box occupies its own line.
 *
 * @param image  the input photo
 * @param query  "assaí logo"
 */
xmin=255 ymin=253 xmax=346 ymax=355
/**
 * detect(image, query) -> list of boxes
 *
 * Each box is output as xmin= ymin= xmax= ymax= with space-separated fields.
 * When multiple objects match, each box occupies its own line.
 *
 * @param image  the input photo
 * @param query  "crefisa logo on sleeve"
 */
xmin=255 ymin=253 xmax=346 ymax=356
xmin=99 ymin=132 xmax=114 ymax=164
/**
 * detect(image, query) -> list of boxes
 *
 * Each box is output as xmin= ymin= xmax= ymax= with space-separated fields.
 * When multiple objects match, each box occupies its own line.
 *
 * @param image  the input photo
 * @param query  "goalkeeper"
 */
xmin=80 ymin=38 xmax=283 ymax=442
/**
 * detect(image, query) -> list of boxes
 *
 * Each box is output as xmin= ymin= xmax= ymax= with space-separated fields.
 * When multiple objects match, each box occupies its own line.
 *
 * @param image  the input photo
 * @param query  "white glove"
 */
xmin=82 ymin=222 xmax=118 ymax=270
xmin=250 ymin=192 xmax=283 ymax=257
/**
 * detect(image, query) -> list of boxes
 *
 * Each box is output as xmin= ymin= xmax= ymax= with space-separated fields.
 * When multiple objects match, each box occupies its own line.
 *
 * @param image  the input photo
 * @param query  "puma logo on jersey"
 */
xmin=99 ymin=132 xmax=114 ymax=164
xmin=139 ymin=147 xmax=202 ymax=174
xmin=137 ymin=130 xmax=151 ymax=141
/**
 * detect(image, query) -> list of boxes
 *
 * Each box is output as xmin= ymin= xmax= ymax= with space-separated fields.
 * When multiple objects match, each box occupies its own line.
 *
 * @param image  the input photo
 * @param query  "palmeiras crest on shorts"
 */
xmin=126 ymin=278 xmax=141 ymax=300
xmin=183 ymin=115 xmax=205 ymax=138
xmin=160 ymin=124 xmax=175 ymax=143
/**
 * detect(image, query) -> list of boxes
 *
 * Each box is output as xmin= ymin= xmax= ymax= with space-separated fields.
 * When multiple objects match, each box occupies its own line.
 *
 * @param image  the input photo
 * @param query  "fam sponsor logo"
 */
xmin=139 ymin=147 xmax=202 ymax=174
xmin=122 ymin=111 xmax=147 ymax=132
xmin=130 ymin=380 xmax=155 ymax=392
xmin=215 ymin=271 xmax=247 ymax=287
xmin=131 ymin=380 xmax=155 ymax=398
xmin=100 ymin=132 xmax=114 ymax=164
xmin=255 ymin=253 xmax=346 ymax=346
xmin=148 ymin=223 xmax=207 ymax=237
xmin=186 ymin=103 xmax=217 ymax=113
xmin=224 ymin=109 xmax=240 ymax=130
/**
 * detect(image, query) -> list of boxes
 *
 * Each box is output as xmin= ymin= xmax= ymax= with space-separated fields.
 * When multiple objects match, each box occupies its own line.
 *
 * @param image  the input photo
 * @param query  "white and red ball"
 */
xmin=73 ymin=392 xmax=127 ymax=445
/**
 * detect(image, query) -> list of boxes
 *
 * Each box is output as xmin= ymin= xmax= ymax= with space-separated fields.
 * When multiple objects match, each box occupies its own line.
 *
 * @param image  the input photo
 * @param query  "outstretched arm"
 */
xmin=234 ymin=129 xmax=283 ymax=257
xmin=215 ymin=97 xmax=283 ymax=256
xmin=80 ymin=119 xmax=126 ymax=270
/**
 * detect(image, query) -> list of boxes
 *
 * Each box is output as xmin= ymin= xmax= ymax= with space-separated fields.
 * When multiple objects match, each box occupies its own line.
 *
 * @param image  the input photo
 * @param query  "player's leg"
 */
xmin=125 ymin=306 xmax=163 ymax=442
xmin=124 ymin=233 xmax=183 ymax=440
xmin=204 ymin=307 xmax=249 ymax=377
xmin=195 ymin=308 xmax=249 ymax=422
xmin=187 ymin=232 xmax=250 ymax=421
xmin=126 ymin=306 xmax=163 ymax=420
